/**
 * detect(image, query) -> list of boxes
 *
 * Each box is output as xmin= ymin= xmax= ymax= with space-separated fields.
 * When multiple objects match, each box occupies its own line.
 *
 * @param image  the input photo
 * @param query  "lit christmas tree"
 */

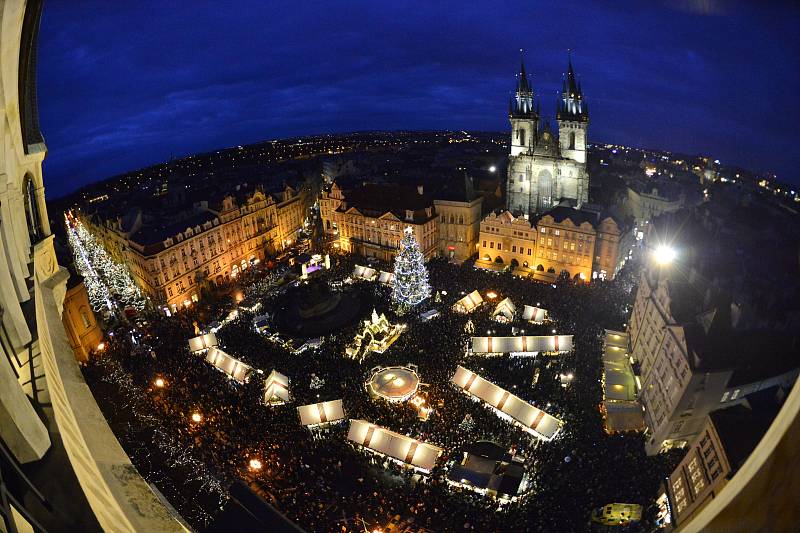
xmin=391 ymin=227 xmax=431 ymax=308
xmin=66 ymin=214 xmax=148 ymax=313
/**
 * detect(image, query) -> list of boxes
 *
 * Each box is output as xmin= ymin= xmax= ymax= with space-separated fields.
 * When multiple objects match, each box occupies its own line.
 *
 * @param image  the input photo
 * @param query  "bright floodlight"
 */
xmin=489 ymin=165 xmax=496 ymax=173
xmin=654 ymin=245 xmax=676 ymax=265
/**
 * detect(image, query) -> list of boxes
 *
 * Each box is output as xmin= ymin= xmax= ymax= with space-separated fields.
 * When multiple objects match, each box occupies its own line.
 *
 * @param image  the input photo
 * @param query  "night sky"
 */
xmin=39 ymin=0 xmax=800 ymax=198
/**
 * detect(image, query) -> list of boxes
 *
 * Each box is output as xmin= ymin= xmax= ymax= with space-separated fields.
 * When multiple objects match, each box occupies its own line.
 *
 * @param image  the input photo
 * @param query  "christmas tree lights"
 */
xmin=391 ymin=227 xmax=431 ymax=308
xmin=66 ymin=214 xmax=148 ymax=313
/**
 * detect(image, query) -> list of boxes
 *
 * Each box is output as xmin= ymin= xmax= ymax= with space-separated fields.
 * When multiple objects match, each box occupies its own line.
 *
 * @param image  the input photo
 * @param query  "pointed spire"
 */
xmin=517 ymin=48 xmax=530 ymax=93
xmin=566 ymin=50 xmax=579 ymax=96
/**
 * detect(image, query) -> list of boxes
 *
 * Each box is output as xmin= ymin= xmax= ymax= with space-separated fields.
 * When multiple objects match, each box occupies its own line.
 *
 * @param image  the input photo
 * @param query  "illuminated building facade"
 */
xmin=506 ymin=57 xmax=589 ymax=217
xmin=476 ymin=206 xmax=633 ymax=281
xmin=321 ymin=182 xmax=439 ymax=261
xmin=83 ymin=186 xmax=305 ymax=311
xmin=662 ymin=405 xmax=775 ymax=529
xmin=629 ymin=267 xmax=798 ymax=456
xmin=60 ymin=279 xmax=103 ymax=362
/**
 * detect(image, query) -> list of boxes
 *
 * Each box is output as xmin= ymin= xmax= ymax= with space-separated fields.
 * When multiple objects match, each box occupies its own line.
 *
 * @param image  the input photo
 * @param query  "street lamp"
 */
xmin=653 ymin=245 xmax=676 ymax=265
xmin=154 ymin=377 xmax=165 ymax=388
xmin=190 ymin=412 xmax=203 ymax=423
xmin=489 ymin=165 xmax=496 ymax=173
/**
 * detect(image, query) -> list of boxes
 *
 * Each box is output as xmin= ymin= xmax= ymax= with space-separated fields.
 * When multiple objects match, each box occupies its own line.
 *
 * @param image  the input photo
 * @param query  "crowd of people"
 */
xmin=82 ymin=252 xmax=680 ymax=532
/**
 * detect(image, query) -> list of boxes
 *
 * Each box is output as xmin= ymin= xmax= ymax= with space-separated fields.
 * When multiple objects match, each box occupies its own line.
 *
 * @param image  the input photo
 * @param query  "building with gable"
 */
xmin=476 ymin=204 xmax=634 ymax=281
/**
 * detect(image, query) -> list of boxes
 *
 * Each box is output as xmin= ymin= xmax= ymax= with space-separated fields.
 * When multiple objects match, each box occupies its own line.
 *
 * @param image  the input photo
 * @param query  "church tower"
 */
xmin=557 ymin=56 xmax=589 ymax=164
xmin=506 ymin=52 xmax=590 ymax=217
xmin=509 ymin=55 xmax=538 ymax=156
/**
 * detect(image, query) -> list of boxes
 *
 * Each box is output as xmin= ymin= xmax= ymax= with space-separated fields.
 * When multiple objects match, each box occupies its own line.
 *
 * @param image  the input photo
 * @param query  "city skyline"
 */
xmin=39 ymin=0 xmax=800 ymax=197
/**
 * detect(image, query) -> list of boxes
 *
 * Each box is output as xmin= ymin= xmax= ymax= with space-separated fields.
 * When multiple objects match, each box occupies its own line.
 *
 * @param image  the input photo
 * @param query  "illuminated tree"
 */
xmin=391 ymin=227 xmax=431 ymax=308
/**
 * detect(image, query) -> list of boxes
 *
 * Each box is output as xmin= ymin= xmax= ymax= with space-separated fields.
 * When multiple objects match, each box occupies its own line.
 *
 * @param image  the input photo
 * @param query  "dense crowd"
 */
xmin=82 ymin=253 xmax=680 ymax=532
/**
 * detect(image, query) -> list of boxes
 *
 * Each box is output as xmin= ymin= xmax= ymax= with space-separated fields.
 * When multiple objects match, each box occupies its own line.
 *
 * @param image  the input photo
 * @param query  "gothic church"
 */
xmin=506 ymin=56 xmax=589 ymax=217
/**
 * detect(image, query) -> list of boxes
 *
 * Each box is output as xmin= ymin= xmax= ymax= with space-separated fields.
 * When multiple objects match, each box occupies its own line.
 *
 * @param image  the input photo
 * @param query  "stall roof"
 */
xmin=452 ymin=366 xmax=563 ymax=440
xmin=347 ymin=419 xmax=442 ymax=472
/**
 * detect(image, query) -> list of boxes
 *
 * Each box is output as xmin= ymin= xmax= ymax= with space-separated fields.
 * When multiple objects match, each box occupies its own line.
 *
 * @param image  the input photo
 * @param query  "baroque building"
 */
xmin=320 ymin=176 xmax=483 ymax=263
xmin=81 ymin=185 xmax=306 ymax=312
xmin=506 ymin=57 xmax=589 ymax=217
xmin=476 ymin=205 xmax=634 ymax=281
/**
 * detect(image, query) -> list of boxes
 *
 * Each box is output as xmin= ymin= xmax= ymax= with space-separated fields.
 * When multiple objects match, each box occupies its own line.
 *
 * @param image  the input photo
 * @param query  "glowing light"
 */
xmin=653 ymin=245 xmax=676 ymax=265
xmin=96 ymin=342 xmax=105 ymax=351
xmin=154 ymin=378 xmax=165 ymax=388
xmin=190 ymin=412 xmax=203 ymax=423
xmin=248 ymin=458 xmax=263 ymax=471
xmin=393 ymin=378 xmax=405 ymax=387
xmin=486 ymin=291 xmax=498 ymax=299
xmin=489 ymin=165 xmax=496 ymax=173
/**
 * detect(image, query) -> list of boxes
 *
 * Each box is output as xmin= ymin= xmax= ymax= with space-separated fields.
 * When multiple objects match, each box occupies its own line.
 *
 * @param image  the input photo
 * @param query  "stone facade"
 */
xmin=506 ymin=58 xmax=589 ymax=217
xmin=434 ymin=195 xmax=483 ymax=262
xmin=321 ymin=183 xmax=438 ymax=262
xmin=628 ymin=269 xmax=799 ymax=455
xmin=83 ymin=186 xmax=306 ymax=312
xmin=61 ymin=280 xmax=103 ymax=362
xmin=476 ymin=207 xmax=633 ymax=281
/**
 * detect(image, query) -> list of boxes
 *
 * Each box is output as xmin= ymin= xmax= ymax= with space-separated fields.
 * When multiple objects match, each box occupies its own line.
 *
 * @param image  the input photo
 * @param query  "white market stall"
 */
xmin=264 ymin=370 xmax=290 ymax=404
xmin=347 ymin=419 xmax=442 ymax=472
xmin=492 ymin=298 xmax=516 ymax=322
xmin=298 ymin=399 xmax=346 ymax=427
xmin=204 ymin=347 xmax=252 ymax=383
xmin=522 ymin=305 xmax=549 ymax=324
xmin=353 ymin=264 xmax=378 ymax=281
xmin=188 ymin=332 xmax=218 ymax=353
xmin=470 ymin=335 xmax=573 ymax=356
xmin=453 ymin=290 xmax=484 ymax=314
xmin=377 ymin=270 xmax=395 ymax=286
xmin=452 ymin=366 xmax=563 ymax=441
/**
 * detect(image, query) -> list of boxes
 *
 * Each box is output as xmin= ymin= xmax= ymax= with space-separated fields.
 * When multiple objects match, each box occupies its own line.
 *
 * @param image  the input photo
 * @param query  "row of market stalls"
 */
xmin=453 ymin=291 xmax=551 ymax=326
xmin=452 ymin=365 xmax=564 ymax=441
xmin=188 ymin=333 xmax=254 ymax=383
xmin=347 ymin=419 xmax=443 ymax=473
xmin=469 ymin=335 xmax=573 ymax=356
xmin=352 ymin=264 xmax=395 ymax=286
xmin=601 ymin=330 xmax=645 ymax=433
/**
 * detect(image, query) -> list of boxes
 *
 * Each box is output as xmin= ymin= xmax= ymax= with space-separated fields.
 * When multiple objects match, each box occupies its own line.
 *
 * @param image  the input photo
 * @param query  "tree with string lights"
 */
xmin=391 ymin=226 xmax=431 ymax=309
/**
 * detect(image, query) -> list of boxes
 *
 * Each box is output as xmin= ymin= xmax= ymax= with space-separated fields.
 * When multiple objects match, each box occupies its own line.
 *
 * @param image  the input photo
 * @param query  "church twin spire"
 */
xmin=557 ymin=53 xmax=588 ymax=122
xmin=510 ymin=50 xmax=536 ymax=117
xmin=510 ymin=51 xmax=587 ymax=123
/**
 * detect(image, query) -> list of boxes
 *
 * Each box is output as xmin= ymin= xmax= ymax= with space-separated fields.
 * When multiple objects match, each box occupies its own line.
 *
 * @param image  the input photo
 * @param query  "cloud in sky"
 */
xmin=37 ymin=0 xmax=800 ymax=196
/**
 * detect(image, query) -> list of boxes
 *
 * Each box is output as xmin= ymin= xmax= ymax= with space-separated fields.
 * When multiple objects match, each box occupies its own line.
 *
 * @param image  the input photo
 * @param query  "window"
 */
xmin=490 ymin=242 xmax=494 ymax=249
xmin=80 ymin=309 xmax=91 ymax=329
xmin=482 ymin=240 xmax=487 ymax=248
xmin=731 ymin=389 xmax=740 ymax=400
xmin=540 ymin=227 xmax=546 ymax=234
xmin=497 ymin=243 xmax=502 ymax=251
xmin=720 ymin=391 xmax=729 ymax=403
xmin=554 ymin=229 xmax=560 ymax=236
xmin=512 ymin=245 xmax=517 ymax=253
xmin=527 ymin=248 xmax=532 ymax=255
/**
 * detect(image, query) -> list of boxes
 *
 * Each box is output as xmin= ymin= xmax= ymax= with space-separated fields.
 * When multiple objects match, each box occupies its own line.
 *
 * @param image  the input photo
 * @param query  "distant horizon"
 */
xmin=47 ymin=128 xmax=753 ymax=202
xmin=38 ymin=1 xmax=800 ymax=197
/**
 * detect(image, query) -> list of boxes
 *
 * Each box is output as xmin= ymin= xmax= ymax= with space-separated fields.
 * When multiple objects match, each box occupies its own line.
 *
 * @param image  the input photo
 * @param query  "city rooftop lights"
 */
xmin=653 ymin=245 xmax=677 ymax=265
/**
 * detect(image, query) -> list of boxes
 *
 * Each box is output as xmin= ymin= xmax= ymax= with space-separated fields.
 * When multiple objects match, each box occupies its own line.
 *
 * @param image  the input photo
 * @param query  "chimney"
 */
xmin=417 ymin=185 xmax=424 ymax=195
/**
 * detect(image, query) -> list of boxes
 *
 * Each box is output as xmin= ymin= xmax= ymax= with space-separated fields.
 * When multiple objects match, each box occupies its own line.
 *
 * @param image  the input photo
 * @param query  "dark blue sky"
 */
xmin=39 ymin=0 xmax=800 ymax=197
